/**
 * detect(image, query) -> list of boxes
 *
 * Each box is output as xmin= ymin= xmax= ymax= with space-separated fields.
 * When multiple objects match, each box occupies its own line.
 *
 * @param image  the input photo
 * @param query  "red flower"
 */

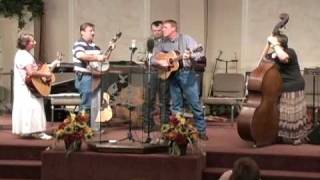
xmin=76 ymin=113 xmax=89 ymax=123
xmin=58 ymin=123 xmax=66 ymax=129
xmin=169 ymin=115 xmax=179 ymax=126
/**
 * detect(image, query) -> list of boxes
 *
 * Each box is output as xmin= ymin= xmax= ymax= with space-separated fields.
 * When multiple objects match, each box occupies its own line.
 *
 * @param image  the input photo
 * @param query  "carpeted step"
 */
xmin=0 ymin=114 xmax=12 ymax=130
xmin=0 ymin=160 xmax=41 ymax=179
xmin=0 ymin=123 xmax=11 ymax=130
xmin=0 ymin=178 xmax=40 ymax=180
xmin=0 ymin=145 xmax=50 ymax=160
xmin=203 ymin=167 xmax=320 ymax=180
xmin=206 ymin=151 xmax=320 ymax=173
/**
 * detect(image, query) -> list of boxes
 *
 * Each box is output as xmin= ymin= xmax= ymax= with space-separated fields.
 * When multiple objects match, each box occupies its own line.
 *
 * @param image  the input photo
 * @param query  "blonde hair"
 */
xmin=17 ymin=33 xmax=34 ymax=49
xmin=163 ymin=19 xmax=178 ymax=31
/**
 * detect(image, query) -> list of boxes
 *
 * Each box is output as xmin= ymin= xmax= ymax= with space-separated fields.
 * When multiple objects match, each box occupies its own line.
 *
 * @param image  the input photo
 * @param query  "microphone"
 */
xmin=146 ymin=38 xmax=154 ymax=53
xmin=216 ymin=50 xmax=223 ymax=61
xmin=218 ymin=50 xmax=223 ymax=58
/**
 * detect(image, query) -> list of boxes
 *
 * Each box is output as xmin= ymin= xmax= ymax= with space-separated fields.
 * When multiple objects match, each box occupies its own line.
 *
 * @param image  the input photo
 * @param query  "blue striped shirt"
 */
xmin=72 ymin=38 xmax=101 ymax=72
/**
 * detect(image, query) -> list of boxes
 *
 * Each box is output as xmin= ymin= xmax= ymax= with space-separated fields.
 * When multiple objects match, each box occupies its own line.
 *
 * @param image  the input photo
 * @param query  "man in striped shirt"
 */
xmin=72 ymin=22 xmax=107 ymax=132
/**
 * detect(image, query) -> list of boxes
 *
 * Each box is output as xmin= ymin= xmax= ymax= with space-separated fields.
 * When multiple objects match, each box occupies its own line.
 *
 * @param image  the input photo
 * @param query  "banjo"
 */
xmin=88 ymin=32 xmax=122 ymax=73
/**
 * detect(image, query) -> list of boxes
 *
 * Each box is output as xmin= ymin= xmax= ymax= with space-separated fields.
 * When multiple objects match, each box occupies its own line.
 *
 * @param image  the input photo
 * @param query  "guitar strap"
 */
xmin=178 ymin=34 xmax=185 ymax=68
xmin=177 ymin=34 xmax=184 ymax=52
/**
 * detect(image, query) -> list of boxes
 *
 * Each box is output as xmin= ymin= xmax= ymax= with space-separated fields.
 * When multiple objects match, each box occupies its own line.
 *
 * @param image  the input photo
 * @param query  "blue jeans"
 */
xmin=143 ymin=69 xmax=170 ymax=126
xmin=75 ymin=73 xmax=92 ymax=111
xmin=75 ymin=73 xmax=100 ymax=131
xmin=195 ymin=71 xmax=204 ymax=98
xmin=170 ymin=69 xmax=206 ymax=134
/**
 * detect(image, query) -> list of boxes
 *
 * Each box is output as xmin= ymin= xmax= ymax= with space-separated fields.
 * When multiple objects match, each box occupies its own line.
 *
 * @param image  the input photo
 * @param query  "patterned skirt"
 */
xmin=278 ymin=90 xmax=309 ymax=144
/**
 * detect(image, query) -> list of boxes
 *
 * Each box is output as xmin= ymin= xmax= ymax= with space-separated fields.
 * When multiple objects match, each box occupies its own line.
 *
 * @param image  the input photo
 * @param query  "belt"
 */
xmin=75 ymin=71 xmax=91 ymax=76
xmin=178 ymin=61 xmax=192 ymax=70
xmin=180 ymin=66 xmax=192 ymax=71
xmin=74 ymin=62 xmax=87 ymax=68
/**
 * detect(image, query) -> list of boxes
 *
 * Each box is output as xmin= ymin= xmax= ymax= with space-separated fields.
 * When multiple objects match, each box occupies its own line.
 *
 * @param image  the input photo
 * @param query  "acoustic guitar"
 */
xmin=25 ymin=52 xmax=62 ymax=97
xmin=154 ymin=46 xmax=203 ymax=80
xmin=95 ymin=92 xmax=113 ymax=123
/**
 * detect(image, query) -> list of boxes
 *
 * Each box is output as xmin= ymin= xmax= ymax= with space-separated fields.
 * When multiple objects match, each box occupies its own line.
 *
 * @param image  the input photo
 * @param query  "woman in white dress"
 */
xmin=12 ymin=33 xmax=52 ymax=140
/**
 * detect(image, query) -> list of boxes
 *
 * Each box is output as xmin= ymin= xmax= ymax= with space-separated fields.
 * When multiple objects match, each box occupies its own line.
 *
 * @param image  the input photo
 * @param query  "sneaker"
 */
xmin=19 ymin=133 xmax=33 ymax=139
xmin=150 ymin=138 xmax=169 ymax=145
xmin=32 ymin=133 xmax=53 ymax=140
xmin=293 ymin=139 xmax=303 ymax=145
xmin=93 ymin=129 xmax=105 ymax=135
xmin=199 ymin=133 xmax=209 ymax=141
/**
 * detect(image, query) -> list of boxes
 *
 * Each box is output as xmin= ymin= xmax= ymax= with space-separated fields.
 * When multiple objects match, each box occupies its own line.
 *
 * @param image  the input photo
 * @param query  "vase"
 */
xmin=64 ymin=139 xmax=82 ymax=152
xmin=169 ymin=142 xmax=188 ymax=156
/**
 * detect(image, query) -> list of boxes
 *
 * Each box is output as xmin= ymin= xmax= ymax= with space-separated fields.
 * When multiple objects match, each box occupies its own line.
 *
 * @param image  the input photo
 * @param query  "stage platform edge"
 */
xmin=42 ymin=150 xmax=206 ymax=180
xmin=87 ymin=140 xmax=169 ymax=154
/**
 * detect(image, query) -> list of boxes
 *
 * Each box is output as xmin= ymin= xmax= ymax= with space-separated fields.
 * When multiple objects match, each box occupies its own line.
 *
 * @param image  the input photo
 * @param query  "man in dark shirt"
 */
xmin=143 ymin=20 xmax=170 ymax=132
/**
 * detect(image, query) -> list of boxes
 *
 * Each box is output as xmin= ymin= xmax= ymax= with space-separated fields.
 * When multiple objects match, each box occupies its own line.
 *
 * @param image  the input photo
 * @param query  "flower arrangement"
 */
xmin=160 ymin=114 xmax=199 ymax=156
xmin=55 ymin=111 xmax=93 ymax=154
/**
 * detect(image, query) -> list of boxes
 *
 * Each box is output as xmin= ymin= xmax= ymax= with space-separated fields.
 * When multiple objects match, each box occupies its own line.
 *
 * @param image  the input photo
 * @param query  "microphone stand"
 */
xmin=312 ymin=72 xmax=319 ymax=128
xmin=144 ymin=52 xmax=153 ymax=143
xmin=216 ymin=58 xmax=238 ymax=73
xmin=119 ymin=45 xmax=137 ymax=142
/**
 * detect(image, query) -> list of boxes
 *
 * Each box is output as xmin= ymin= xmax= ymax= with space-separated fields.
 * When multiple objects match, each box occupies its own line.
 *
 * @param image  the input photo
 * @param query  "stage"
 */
xmin=1 ymin=114 xmax=320 ymax=180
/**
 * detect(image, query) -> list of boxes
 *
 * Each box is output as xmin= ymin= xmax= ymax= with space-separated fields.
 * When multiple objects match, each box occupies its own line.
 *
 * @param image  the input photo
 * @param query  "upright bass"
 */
xmin=237 ymin=13 xmax=289 ymax=147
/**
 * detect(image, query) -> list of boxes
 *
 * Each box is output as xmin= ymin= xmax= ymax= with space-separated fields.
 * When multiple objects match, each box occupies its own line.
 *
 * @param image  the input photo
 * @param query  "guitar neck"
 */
xmin=104 ymin=48 xmax=113 ymax=60
xmin=48 ymin=59 xmax=61 ymax=72
xmin=103 ymin=32 xmax=121 ymax=60
xmin=47 ymin=52 xmax=62 ymax=71
xmin=104 ymin=40 xmax=118 ymax=60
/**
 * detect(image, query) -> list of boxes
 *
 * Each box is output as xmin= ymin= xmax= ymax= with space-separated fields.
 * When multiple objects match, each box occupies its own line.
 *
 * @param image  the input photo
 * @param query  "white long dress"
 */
xmin=12 ymin=49 xmax=46 ymax=135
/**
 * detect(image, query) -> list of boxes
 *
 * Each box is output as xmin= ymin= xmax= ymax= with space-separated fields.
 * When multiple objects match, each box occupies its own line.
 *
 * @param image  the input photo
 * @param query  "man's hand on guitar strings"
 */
xmin=96 ymin=54 xmax=107 ymax=61
xmin=41 ymin=72 xmax=53 ymax=82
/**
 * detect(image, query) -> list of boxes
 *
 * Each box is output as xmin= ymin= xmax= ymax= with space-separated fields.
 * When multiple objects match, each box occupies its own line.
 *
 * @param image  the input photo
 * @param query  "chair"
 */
xmin=48 ymin=93 xmax=81 ymax=122
xmin=303 ymin=74 xmax=320 ymax=124
xmin=203 ymin=73 xmax=246 ymax=123
xmin=0 ymin=86 xmax=10 ymax=113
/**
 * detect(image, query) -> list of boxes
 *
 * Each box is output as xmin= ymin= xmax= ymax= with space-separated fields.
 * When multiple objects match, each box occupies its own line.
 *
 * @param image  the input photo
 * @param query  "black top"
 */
xmin=266 ymin=48 xmax=305 ymax=92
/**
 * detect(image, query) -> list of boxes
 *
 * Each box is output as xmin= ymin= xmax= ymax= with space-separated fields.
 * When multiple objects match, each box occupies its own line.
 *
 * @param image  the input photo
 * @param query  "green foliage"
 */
xmin=0 ymin=0 xmax=44 ymax=29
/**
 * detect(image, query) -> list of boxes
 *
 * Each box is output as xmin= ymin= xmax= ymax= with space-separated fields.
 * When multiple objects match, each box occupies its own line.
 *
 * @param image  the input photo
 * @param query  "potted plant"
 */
xmin=161 ymin=114 xmax=199 ymax=156
xmin=55 ymin=111 xmax=93 ymax=155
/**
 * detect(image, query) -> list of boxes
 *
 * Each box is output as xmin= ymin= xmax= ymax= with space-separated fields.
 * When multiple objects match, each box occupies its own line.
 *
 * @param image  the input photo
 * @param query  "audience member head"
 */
xmin=230 ymin=157 xmax=260 ymax=180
